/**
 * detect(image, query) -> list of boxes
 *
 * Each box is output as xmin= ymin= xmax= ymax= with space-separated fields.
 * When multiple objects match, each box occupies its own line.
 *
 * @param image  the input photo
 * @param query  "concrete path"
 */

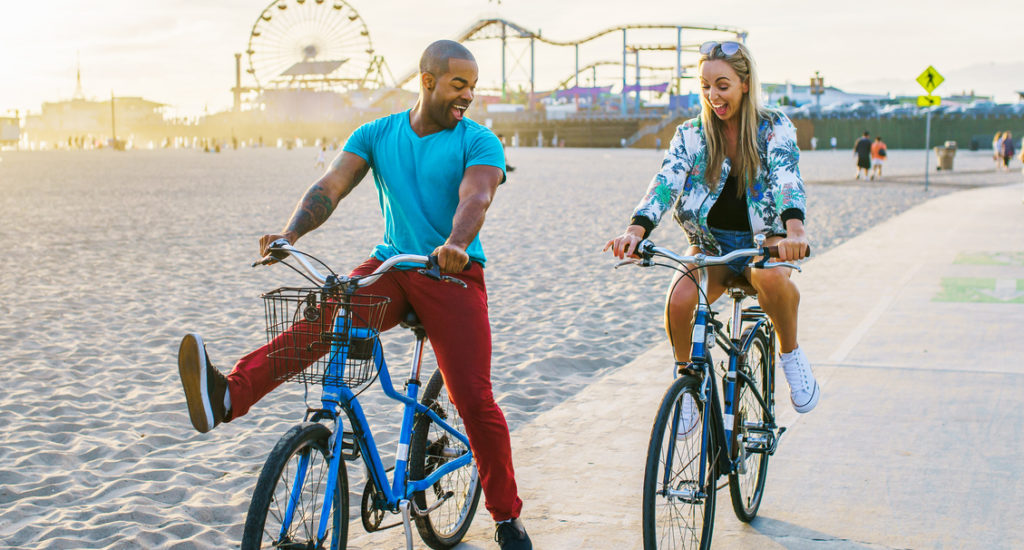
xmin=355 ymin=180 xmax=1024 ymax=549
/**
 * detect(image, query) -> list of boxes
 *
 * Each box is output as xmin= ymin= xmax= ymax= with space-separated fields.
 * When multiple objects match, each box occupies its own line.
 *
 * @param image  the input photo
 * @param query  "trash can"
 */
xmin=934 ymin=141 xmax=956 ymax=170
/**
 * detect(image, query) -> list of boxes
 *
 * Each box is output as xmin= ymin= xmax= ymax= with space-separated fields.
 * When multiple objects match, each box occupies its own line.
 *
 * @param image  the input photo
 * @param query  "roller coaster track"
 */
xmin=392 ymin=18 xmax=746 ymax=88
xmin=553 ymin=60 xmax=698 ymax=92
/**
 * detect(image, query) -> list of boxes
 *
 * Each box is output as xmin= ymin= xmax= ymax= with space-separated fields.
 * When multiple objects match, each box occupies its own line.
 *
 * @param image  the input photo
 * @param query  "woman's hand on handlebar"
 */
xmin=776 ymin=220 xmax=810 ymax=261
xmin=603 ymin=225 xmax=646 ymax=259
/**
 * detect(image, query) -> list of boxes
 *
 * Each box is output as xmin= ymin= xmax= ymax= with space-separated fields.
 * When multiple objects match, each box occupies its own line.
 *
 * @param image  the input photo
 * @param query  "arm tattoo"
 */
xmin=285 ymin=183 xmax=336 ymax=238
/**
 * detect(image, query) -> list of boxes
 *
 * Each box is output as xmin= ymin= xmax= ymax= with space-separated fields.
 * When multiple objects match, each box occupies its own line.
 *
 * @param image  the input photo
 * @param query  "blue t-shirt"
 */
xmin=343 ymin=110 xmax=505 ymax=267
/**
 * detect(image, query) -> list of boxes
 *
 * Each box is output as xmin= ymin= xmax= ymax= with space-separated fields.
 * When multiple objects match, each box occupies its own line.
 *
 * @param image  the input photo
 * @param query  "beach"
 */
xmin=0 ymin=146 xmax=1012 ymax=548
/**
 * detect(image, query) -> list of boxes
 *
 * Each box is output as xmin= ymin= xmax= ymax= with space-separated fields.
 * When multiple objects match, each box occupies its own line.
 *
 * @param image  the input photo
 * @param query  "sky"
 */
xmin=1 ymin=0 xmax=1022 ymax=118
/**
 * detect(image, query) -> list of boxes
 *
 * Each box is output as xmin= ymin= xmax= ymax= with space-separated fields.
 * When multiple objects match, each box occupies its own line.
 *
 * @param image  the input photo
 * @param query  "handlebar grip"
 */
xmin=634 ymin=239 xmax=654 ymax=257
xmin=252 ymin=238 xmax=293 ymax=267
xmin=762 ymin=245 xmax=812 ymax=259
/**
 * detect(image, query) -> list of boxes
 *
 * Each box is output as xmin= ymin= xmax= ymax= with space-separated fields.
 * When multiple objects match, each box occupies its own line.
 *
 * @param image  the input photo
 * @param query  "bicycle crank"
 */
xmin=360 ymin=479 xmax=401 ymax=532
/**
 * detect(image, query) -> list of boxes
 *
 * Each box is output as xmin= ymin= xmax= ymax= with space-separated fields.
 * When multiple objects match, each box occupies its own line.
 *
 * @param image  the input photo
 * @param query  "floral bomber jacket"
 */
xmin=631 ymin=112 xmax=806 ymax=254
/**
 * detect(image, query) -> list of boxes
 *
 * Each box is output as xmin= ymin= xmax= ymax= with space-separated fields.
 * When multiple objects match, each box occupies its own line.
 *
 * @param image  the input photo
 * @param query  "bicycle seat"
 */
xmin=399 ymin=311 xmax=423 ymax=331
xmin=725 ymin=275 xmax=758 ymax=298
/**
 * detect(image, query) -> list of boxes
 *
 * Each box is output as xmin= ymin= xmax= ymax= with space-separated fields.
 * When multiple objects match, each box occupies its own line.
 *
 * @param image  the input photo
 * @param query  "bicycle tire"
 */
xmin=409 ymin=368 xmax=482 ymax=549
xmin=643 ymin=375 xmax=717 ymax=550
xmin=728 ymin=326 xmax=771 ymax=522
xmin=242 ymin=422 xmax=348 ymax=550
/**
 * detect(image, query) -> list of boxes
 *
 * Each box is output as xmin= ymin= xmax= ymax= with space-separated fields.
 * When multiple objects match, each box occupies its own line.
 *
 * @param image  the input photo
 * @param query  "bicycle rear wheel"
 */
xmin=643 ymin=376 xmax=717 ymax=550
xmin=409 ymin=368 xmax=482 ymax=549
xmin=728 ymin=327 xmax=771 ymax=522
xmin=242 ymin=422 xmax=348 ymax=550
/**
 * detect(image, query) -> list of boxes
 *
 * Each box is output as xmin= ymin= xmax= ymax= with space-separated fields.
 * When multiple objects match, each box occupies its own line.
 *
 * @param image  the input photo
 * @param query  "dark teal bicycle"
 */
xmin=616 ymin=235 xmax=805 ymax=549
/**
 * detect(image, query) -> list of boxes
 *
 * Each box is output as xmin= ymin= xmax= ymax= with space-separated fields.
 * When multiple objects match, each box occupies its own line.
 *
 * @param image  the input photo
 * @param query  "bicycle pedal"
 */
xmin=341 ymin=431 xmax=360 ymax=461
xmin=766 ymin=426 xmax=787 ymax=455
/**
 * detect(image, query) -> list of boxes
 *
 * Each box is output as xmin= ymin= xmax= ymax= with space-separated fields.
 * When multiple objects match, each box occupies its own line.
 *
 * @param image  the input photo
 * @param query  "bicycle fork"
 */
xmin=662 ymin=301 xmax=725 ymax=505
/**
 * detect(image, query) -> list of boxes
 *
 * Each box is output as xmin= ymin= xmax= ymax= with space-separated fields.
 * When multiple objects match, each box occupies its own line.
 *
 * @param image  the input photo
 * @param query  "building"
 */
xmin=1 ymin=116 xmax=19 ymax=146
xmin=762 ymin=82 xmax=888 ymax=108
xmin=23 ymin=96 xmax=167 ymax=148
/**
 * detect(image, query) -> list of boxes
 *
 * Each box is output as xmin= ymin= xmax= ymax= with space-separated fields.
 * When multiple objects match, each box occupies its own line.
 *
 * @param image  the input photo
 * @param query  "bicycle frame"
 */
xmin=663 ymin=271 xmax=780 ymax=497
xmin=278 ymin=309 xmax=474 ymax=545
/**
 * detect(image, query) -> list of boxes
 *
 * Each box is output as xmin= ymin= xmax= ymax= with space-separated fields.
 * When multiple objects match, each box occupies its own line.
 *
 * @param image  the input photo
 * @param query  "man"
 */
xmin=853 ymin=131 xmax=872 ymax=180
xmin=177 ymin=40 xmax=532 ymax=550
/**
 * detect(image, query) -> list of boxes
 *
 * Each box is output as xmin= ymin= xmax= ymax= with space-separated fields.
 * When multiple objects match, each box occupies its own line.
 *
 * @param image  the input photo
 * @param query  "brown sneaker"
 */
xmin=178 ymin=333 xmax=229 ymax=433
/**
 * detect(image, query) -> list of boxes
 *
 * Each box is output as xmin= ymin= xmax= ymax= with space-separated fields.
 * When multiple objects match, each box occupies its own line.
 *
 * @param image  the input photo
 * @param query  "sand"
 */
xmin=0 ymin=146 xmax=1006 ymax=548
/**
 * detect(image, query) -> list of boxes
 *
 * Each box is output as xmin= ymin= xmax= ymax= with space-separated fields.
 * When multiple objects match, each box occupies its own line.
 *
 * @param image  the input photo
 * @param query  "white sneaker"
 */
xmin=780 ymin=347 xmax=820 ymax=413
xmin=676 ymin=394 xmax=700 ymax=439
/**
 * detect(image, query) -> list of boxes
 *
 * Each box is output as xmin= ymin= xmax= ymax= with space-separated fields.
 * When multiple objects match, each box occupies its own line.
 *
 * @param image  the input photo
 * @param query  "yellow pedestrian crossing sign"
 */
xmin=917 ymin=66 xmax=944 ymax=93
xmin=918 ymin=95 xmax=941 ymax=107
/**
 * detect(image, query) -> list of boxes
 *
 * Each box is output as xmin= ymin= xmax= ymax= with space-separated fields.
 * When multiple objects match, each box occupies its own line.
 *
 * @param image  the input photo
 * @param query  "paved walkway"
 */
xmin=356 ymin=179 xmax=1024 ymax=549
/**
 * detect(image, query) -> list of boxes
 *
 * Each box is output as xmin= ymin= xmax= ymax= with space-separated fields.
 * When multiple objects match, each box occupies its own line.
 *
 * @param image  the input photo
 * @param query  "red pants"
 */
xmin=226 ymin=258 xmax=523 ymax=522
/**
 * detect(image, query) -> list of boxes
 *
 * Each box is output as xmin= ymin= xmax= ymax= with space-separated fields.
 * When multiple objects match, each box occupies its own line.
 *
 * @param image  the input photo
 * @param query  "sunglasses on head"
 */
xmin=699 ymin=41 xmax=742 ymax=57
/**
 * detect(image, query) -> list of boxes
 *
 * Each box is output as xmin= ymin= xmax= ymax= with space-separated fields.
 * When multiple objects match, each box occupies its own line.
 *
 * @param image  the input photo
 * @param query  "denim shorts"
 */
xmin=709 ymin=227 xmax=755 ymax=277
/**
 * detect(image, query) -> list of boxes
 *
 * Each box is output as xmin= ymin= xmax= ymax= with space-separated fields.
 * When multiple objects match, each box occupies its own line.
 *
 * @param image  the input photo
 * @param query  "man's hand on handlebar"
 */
xmin=432 ymin=242 xmax=470 ymax=273
xmin=258 ymin=232 xmax=297 ymax=265
xmin=603 ymin=225 xmax=646 ymax=259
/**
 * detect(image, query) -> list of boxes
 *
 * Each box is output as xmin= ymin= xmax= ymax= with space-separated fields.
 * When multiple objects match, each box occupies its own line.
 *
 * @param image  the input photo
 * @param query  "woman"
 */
xmin=604 ymin=41 xmax=819 ymax=414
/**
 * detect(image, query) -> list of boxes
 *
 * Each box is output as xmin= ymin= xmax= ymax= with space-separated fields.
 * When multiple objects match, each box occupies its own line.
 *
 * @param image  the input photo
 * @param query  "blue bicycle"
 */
xmin=615 ymin=236 xmax=804 ymax=549
xmin=241 ymin=243 xmax=481 ymax=550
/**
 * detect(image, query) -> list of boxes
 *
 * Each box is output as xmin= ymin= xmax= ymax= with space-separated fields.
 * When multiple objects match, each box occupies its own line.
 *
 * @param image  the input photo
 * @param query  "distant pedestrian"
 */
xmin=314 ymin=146 xmax=327 ymax=171
xmin=993 ymin=132 xmax=1004 ymax=169
xmin=655 ymin=137 xmax=662 ymax=150
xmin=1001 ymin=131 xmax=1016 ymax=171
xmin=497 ymin=133 xmax=515 ymax=173
xmin=830 ymin=136 xmax=837 ymax=151
xmin=853 ymin=131 xmax=872 ymax=180
xmin=810 ymin=136 xmax=818 ymax=150
xmin=870 ymin=136 xmax=887 ymax=180
xmin=1019 ymin=138 xmax=1024 ymax=203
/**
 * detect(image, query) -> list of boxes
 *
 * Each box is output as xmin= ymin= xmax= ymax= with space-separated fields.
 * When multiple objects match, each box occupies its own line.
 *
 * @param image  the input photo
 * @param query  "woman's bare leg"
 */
xmin=746 ymin=236 xmax=800 ymax=353
xmin=665 ymin=247 xmax=734 ymax=362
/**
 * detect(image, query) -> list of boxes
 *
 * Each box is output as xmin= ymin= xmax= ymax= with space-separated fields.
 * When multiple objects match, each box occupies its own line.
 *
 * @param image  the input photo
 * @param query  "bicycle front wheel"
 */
xmin=409 ymin=368 xmax=482 ymax=549
xmin=242 ymin=422 xmax=348 ymax=550
xmin=643 ymin=376 xmax=717 ymax=550
xmin=728 ymin=326 xmax=771 ymax=522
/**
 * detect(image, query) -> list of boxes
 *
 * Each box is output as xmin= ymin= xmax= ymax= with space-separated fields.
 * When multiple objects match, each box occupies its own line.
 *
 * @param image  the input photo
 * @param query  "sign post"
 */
xmin=810 ymin=71 xmax=825 ymax=109
xmin=917 ymin=66 xmax=944 ymax=192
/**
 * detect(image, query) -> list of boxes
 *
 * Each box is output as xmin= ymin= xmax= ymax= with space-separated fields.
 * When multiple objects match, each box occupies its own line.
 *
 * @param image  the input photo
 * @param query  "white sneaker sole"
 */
xmin=178 ymin=333 xmax=214 ymax=433
xmin=792 ymin=381 xmax=821 ymax=414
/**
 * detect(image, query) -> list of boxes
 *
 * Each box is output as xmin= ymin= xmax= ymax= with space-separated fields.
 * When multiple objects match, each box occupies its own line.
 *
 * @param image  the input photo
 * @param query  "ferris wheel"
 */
xmin=246 ymin=0 xmax=375 ymax=90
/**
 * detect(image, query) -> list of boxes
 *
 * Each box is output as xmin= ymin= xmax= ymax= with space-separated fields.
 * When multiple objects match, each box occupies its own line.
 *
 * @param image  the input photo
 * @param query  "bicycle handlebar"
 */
xmin=254 ymin=239 xmax=438 ymax=288
xmin=616 ymin=238 xmax=809 ymax=272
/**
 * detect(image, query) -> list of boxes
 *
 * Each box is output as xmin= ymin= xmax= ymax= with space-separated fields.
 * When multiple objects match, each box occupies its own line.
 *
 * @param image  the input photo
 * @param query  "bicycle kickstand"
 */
xmin=399 ymin=499 xmax=414 ymax=550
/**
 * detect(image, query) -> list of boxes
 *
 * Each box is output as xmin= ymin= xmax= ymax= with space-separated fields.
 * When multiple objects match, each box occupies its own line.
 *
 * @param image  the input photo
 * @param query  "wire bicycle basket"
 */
xmin=262 ymin=287 xmax=390 ymax=389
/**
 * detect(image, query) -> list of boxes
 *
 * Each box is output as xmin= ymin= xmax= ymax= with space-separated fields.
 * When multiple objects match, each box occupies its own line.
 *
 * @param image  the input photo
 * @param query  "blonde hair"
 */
xmin=698 ymin=42 xmax=775 ymax=195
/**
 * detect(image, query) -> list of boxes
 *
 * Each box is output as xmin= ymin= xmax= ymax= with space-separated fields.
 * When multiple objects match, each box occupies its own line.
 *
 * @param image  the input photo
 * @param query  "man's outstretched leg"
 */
xmin=179 ymin=258 xmax=409 ymax=431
